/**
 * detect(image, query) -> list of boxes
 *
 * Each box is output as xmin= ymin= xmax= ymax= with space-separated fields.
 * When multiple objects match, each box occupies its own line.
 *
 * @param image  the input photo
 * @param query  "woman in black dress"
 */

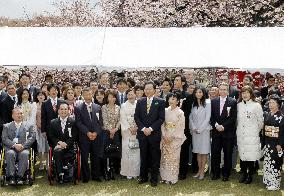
xmin=263 ymin=94 xmax=284 ymax=191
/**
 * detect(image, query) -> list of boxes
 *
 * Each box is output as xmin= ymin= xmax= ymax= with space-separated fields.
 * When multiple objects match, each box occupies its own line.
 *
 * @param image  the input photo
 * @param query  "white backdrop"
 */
xmin=0 ymin=27 xmax=284 ymax=69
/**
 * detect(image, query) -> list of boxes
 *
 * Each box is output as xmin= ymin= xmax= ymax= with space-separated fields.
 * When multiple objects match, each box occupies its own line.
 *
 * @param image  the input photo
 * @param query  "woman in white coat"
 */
xmin=120 ymin=88 xmax=140 ymax=179
xmin=237 ymin=85 xmax=263 ymax=184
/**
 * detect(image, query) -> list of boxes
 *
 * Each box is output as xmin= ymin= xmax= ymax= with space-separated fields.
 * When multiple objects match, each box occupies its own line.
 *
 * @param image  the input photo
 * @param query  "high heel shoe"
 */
xmin=193 ymin=174 xmax=200 ymax=178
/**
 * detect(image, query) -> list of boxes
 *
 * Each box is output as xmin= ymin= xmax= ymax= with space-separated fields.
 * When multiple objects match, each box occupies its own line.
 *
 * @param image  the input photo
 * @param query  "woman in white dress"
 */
xmin=237 ymin=86 xmax=263 ymax=184
xmin=160 ymin=91 xmax=186 ymax=185
xmin=189 ymin=86 xmax=211 ymax=180
xmin=120 ymin=88 xmax=140 ymax=179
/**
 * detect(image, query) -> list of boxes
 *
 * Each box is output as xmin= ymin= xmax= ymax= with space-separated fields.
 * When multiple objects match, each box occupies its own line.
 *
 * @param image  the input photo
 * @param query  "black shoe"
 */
xmin=244 ymin=176 xmax=252 ymax=184
xmin=178 ymin=175 xmax=186 ymax=180
xmin=239 ymin=174 xmax=247 ymax=183
xmin=138 ymin=178 xmax=148 ymax=184
xmin=151 ymin=182 xmax=157 ymax=187
xmin=222 ymin=177 xmax=229 ymax=181
xmin=211 ymin=175 xmax=220 ymax=180
xmin=9 ymin=177 xmax=16 ymax=185
xmin=92 ymin=177 xmax=102 ymax=182
xmin=82 ymin=179 xmax=89 ymax=183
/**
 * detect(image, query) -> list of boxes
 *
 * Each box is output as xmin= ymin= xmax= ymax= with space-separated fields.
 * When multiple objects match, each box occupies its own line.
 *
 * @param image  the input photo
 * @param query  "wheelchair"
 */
xmin=0 ymin=146 xmax=35 ymax=187
xmin=47 ymin=143 xmax=81 ymax=185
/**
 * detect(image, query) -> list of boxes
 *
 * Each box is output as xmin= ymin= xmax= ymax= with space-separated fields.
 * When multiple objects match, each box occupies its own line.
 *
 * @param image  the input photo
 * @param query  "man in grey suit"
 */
xmin=1 ymin=107 xmax=36 ymax=185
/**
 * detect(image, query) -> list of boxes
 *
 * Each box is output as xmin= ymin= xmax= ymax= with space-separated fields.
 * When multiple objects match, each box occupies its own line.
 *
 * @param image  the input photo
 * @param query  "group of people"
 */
xmin=0 ymin=68 xmax=283 ymax=191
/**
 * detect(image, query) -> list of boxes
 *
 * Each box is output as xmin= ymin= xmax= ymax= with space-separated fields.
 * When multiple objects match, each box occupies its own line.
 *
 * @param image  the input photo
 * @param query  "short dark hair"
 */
xmin=127 ymin=78 xmax=136 ymax=88
xmin=167 ymin=90 xmax=181 ymax=105
xmin=72 ymin=81 xmax=82 ymax=88
xmin=105 ymin=89 xmax=117 ymax=104
xmin=19 ymin=72 xmax=31 ymax=80
xmin=44 ymin=74 xmax=53 ymax=81
xmin=116 ymin=78 xmax=127 ymax=85
xmin=162 ymin=77 xmax=173 ymax=87
xmin=47 ymin=83 xmax=59 ymax=92
xmin=126 ymin=88 xmax=135 ymax=96
xmin=173 ymin=74 xmax=187 ymax=91
xmin=269 ymin=94 xmax=282 ymax=108
xmin=144 ymin=81 xmax=156 ymax=90
xmin=58 ymin=101 xmax=69 ymax=109
xmin=82 ymin=87 xmax=92 ymax=94
xmin=238 ymin=85 xmax=256 ymax=103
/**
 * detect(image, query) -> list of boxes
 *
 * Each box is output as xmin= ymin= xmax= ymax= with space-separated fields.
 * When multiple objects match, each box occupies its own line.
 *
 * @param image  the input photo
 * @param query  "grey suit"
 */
xmin=1 ymin=121 xmax=36 ymax=177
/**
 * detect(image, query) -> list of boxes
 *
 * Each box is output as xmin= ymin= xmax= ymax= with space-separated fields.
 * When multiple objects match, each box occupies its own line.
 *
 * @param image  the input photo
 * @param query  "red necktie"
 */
xmin=52 ymin=101 xmax=57 ymax=112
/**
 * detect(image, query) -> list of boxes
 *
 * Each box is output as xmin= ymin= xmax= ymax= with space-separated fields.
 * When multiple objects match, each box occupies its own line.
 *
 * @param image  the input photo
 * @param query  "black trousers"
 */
xmin=53 ymin=147 xmax=75 ymax=176
xmin=179 ymin=134 xmax=198 ymax=177
xmin=240 ymin=160 xmax=255 ymax=175
xmin=80 ymin=139 xmax=101 ymax=181
xmin=139 ymin=137 xmax=161 ymax=183
xmin=211 ymin=136 xmax=234 ymax=178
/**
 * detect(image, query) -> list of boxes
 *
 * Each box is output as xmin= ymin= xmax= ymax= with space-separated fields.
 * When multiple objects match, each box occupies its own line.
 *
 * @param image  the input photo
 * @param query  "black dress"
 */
xmin=263 ymin=111 xmax=284 ymax=189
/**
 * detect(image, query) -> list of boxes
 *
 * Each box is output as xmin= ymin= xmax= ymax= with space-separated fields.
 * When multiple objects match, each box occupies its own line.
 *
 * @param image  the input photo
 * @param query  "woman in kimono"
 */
xmin=160 ymin=91 xmax=186 ymax=185
xmin=102 ymin=89 xmax=121 ymax=180
xmin=120 ymin=88 xmax=140 ymax=179
xmin=237 ymin=86 xmax=263 ymax=184
xmin=189 ymin=86 xmax=211 ymax=180
xmin=263 ymin=94 xmax=284 ymax=191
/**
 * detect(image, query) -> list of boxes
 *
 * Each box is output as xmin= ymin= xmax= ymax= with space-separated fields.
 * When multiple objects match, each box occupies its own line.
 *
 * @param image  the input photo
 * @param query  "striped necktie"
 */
xmin=52 ymin=100 xmax=57 ymax=112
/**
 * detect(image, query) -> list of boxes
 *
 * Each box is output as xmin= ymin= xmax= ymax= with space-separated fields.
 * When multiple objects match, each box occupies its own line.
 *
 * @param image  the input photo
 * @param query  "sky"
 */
xmin=0 ymin=0 xmax=98 ymax=19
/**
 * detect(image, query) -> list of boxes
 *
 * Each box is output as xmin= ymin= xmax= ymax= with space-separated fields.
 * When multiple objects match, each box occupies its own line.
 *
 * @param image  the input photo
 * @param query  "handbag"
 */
xmin=128 ymin=138 xmax=139 ymax=149
xmin=105 ymin=142 xmax=120 ymax=154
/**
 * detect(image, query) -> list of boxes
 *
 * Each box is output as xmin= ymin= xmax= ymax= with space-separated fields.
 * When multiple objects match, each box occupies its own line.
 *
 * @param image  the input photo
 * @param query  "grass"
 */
xmin=1 ymin=167 xmax=284 ymax=196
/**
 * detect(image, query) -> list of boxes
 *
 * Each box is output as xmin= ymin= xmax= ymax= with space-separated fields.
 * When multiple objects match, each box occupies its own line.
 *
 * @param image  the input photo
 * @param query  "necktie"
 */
xmin=147 ymin=98 xmax=151 ymax=114
xmin=220 ymin=100 xmax=225 ymax=115
xmin=89 ymin=106 xmax=93 ymax=119
xmin=120 ymin=94 xmax=124 ymax=105
xmin=61 ymin=120 xmax=66 ymax=133
xmin=52 ymin=100 xmax=57 ymax=112
xmin=12 ymin=96 xmax=16 ymax=103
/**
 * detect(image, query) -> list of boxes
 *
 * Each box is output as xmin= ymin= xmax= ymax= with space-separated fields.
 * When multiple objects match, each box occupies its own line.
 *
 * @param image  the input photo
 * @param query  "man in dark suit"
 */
xmin=210 ymin=82 xmax=237 ymax=182
xmin=41 ymin=83 xmax=64 ymax=143
xmin=261 ymin=74 xmax=275 ymax=101
xmin=0 ymin=76 xmax=7 ymax=102
xmin=116 ymin=78 xmax=128 ymax=106
xmin=49 ymin=102 xmax=78 ymax=184
xmin=16 ymin=73 xmax=38 ymax=102
xmin=134 ymin=81 xmax=165 ymax=187
xmin=0 ymin=81 xmax=18 ymax=147
xmin=74 ymin=87 xmax=103 ymax=183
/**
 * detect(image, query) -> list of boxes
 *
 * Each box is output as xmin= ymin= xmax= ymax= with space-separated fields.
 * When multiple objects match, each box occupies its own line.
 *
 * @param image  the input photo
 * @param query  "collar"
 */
xmin=60 ymin=117 xmax=68 ymax=122
xmin=147 ymin=96 xmax=154 ymax=102
xmin=50 ymin=97 xmax=57 ymax=102
xmin=14 ymin=121 xmax=22 ymax=128
xmin=85 ymin=102 xmax=92 ymax=107
xmin=23 ymin=84 xmax=31 ymax=90
xmin=9 ymin=94 xmax=17 ymax=100
xmin=220 ymin=96 xmax=227 ymax=102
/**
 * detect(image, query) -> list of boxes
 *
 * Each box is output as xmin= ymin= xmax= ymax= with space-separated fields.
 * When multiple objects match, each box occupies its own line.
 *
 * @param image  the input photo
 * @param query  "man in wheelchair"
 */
xmin=1 ymin=107 xmax=36 ymax=185
xmin=49 ymin=102 xmax=77 ymax=184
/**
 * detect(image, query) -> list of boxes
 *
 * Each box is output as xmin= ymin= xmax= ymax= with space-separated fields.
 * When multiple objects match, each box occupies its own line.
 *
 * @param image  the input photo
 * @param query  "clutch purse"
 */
xmin=105 ymin=143 xmax=120 ymax=154
xmin=128 ymin=138 xmax=139 ymax=149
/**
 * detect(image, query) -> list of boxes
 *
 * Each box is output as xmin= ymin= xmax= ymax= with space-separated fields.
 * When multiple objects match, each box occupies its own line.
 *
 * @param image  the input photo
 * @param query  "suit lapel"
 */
xmin=217 ymin=98 xmax=221 ymax=116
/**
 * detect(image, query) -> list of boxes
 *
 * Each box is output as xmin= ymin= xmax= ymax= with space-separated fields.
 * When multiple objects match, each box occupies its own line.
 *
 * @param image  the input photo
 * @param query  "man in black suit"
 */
xmin=74 ymin=87 xmax=103 ymax=183
xmin=261 ymin=74 xmax=275 ymax=101
xmin=16 ymin=73 xmax=38 ymax=102
xmin=41 ymin=83 xmax=64 ymax=143
xmin=134 ymin=81 xmax=165 ymax=187
xmin=210 ymin=82 xmax=237 ymax=181
xmin=0 ymin=76 xmax=7 ymax=102
xmin=49 ymin=102 xmax=78 ymax=184
xmin=0 ymin=81 xmax=17 ymax=124
xmin=116 ymin=78 xmax=128 ymax=106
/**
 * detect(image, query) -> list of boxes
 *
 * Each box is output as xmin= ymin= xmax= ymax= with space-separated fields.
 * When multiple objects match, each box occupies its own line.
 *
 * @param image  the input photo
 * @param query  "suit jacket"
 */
xmin=49 ymin=117 xmax=78 ymax=149
xmin=0 ymin=90 xmax=7 ymax=102
xmin=0 ymin=95 xmax=15 ymax=125
xmin=2 ymin=121 xmax=36 ymax=149
xmin=260 ymin=86 xmax=269 ymax=100
xmin=134 ymin=97 xmax=165 ymax=140
xmin=41 ymin=98 xmax=64 ymax=134
xmin=181 ymin=93 xmax=194 ymax=135
xmin=116 ymin=91 xmax=128 ymax=106
xmin=17 ymin=85 xmax=38 ymax=102
xmin=210 ymin=96 xmax=237 ymax=138
xmin=74 ymin=102 xmax=103 ymax=137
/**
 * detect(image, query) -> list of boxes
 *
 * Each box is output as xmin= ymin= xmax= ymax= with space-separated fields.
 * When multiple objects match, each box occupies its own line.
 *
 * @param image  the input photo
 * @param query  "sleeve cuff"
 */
xmin=149 ymin=127 xmax=153 ymax=132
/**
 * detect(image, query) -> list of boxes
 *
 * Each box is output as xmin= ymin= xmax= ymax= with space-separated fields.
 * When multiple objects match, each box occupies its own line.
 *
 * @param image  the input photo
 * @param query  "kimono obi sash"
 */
xmin=165 ymin=122 xmax=176 ymax=129
xmin=265 ymin=125 xmax=279 ymax=138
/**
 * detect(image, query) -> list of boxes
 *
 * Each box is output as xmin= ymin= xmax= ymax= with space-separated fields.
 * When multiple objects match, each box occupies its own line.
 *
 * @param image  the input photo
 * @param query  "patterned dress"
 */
xmin=160 ymin=106 xmax=186 ymax=183
xmin=263 ymin=111 xmax=284 ymax=189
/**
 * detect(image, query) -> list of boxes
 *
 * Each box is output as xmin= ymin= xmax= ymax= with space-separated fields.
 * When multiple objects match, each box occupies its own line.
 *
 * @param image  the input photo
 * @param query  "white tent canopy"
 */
xmin=0 ymin=27 xmax=284 ymax=69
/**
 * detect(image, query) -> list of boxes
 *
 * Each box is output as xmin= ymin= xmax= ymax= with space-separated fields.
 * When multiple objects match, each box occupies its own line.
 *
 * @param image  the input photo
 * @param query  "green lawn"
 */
xmin=1 ymin=168 xmax=284 ymax=196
